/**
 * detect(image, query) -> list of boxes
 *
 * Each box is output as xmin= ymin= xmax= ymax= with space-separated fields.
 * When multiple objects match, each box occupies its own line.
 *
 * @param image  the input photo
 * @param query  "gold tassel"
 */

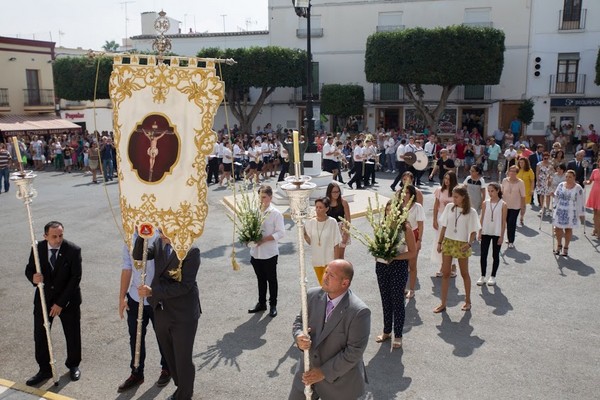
xmin=231 ymin=250 xmax=240 ymax=271
xmin=168 ymin=261 xmax=183 ymax=282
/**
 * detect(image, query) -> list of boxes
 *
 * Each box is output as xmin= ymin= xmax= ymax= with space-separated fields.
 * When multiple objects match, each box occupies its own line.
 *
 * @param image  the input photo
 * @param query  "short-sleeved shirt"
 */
xmin=501 ymin=178 xmax=526 ymax=209
xmin=407 ymin=203 xmax=426 ymax=231
xmin=440 ymin=204 xmax=481 ymax=242
xmin=463 ymin=176 xmax=486 ymax=211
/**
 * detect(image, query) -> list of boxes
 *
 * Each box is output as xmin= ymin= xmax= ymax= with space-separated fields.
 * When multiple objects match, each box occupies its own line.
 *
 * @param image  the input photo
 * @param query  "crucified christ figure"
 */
xmin=140 ymin=121 xmax=173 ymax=181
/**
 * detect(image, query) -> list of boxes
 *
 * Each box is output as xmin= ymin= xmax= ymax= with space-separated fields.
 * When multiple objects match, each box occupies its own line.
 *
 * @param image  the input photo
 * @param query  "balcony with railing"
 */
xmin=291 ymin=84 xmax=322 ymax=102
xmin=549 ymin=74 xmax=586 ymax=95
xmin=372 ymin=83 xmax=405 ymax=102
xmin=23 ymin=89 xmax=55 ymax=110
xmin=559 ymin=9 xmax=586 ymax=30
xmin=0 ymin=88 xmax=9 ymax=110
xmin=455 ymin=85 xmax=492 ymax=102
xmin=296 ymin=28 xmax=324 ymax=38
xmin=376 ymin=25 xmax=405 ymax=32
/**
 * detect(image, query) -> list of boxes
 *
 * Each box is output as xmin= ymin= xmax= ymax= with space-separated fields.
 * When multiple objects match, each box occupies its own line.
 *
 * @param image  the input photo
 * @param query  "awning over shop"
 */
xmin=0 ymin=114 xmax=82 ymax=136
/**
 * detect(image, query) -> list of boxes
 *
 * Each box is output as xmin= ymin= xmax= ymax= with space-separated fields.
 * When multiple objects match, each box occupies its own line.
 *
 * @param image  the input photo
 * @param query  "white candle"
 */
xmin=292 ymin=130 xmax=300 ymax=164
xmin=12 ymin=136 xmax=23 ymax=167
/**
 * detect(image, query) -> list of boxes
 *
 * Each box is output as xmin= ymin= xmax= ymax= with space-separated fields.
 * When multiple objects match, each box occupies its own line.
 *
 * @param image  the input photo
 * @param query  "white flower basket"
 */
xmin=375 ymin=257 xmax=389 ymax=264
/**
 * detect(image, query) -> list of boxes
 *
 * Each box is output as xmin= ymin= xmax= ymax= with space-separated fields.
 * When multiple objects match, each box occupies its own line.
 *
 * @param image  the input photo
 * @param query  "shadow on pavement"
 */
xmin=479 ymin=285 xmax=513 ymax=316
xmin=556 ymin=257 xmax=596 ymax=277
xmin=363 ymin=342 xmax=411 ymax=399
xmin=115 ymin=383 xmax=167 ymax=400
xmin=517 ymin=224 xmax=540 ymax=238
xmin=501 ymin=248 xmax=531 ymax=264
xmin=266 ymin=342 xmax=299 ymax=378
xmin=430 ymin=277 xmax=462 ymax=309
xmin=436 ymin=312 xmax=484 ymax=357
xmin=403 ymin=298 xmax=423 ymax=334
xmin=194 ymin=313 xmax=270 ymax=372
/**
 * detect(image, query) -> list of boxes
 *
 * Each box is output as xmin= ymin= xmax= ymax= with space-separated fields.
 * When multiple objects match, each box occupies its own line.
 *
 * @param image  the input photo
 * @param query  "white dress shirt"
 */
xmin=250 ymin=204 xmax=285 ymax=260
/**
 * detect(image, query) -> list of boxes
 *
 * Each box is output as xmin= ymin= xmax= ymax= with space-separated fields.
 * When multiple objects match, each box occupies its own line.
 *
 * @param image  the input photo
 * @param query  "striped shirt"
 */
xmin=0 ymin=149 xmax=11 ymax=168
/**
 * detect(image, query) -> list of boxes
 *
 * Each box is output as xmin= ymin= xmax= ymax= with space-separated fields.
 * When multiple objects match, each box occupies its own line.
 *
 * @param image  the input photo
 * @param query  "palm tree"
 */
xmin=102 ymin=40 xmax=120 ymax=52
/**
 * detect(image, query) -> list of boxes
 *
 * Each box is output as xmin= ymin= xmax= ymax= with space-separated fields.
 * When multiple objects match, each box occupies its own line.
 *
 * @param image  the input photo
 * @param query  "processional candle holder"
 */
xmin=497 ymin=159 xmax=506 ymax=182
xmin=11 ymin=170 xmax=59 ymax=385
xmin=282 ymin=173 xmax=316 ymax=400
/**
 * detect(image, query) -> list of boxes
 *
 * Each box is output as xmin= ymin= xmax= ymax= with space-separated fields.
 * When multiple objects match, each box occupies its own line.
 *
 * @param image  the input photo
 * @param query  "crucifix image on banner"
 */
xmin=109 ymin=55 xmax=225 ymax=279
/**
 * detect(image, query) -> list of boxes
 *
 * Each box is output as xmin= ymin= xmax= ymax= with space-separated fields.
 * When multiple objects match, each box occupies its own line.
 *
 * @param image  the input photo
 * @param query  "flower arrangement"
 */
xmin=344 ymin=191 xmax=411 ymax=263
xmin=228 ymin=181 xmax=267 ymax=247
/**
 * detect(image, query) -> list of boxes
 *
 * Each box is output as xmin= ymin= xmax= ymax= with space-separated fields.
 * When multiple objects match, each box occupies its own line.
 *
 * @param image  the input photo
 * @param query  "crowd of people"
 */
xmin=9 ymin=120 xmax=600 ymax=400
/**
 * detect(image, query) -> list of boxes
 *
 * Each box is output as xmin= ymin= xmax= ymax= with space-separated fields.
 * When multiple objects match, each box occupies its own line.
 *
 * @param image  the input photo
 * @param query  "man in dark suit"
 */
xmin=25 ymin=221 xmax=82 ymax=386
xmin=567 ymin=150 xmax=586 ymax=188
xmin=289 ymin=260 xmax=371 ymax=400
xmin=135 ymin=229 xmax=200 ymax=400
xmin=529 ymin=143 xmax=545 ymax=205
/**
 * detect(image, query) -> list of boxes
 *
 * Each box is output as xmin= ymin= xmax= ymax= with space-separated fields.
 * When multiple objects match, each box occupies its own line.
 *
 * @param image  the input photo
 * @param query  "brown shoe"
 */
xmin=117 ymin=374 xmax=144 ymax=392
xmin=156 ymin=369 xmax=171 ymax=387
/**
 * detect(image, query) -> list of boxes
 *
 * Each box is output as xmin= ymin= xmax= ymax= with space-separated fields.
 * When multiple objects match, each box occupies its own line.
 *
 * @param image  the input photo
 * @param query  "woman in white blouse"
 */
xmin=434 ymin=185 xmax=481 ymax=313
xmin=401 ymin=185 xmax=425 ymax=299
xmin=219 ymin=141 xmax=233 ymax=186
xmin=304 ymin=197 xmax=342 ymax=285
xmin=477 ymin=182 xmax=507 ymax=286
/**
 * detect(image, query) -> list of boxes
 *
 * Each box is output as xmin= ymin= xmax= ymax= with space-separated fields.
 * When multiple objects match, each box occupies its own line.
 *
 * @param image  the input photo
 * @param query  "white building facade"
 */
xmin=269 ymin=0 xmax=532 ymax=136
xmin=527 ymin=0 xmax=600 ymax=136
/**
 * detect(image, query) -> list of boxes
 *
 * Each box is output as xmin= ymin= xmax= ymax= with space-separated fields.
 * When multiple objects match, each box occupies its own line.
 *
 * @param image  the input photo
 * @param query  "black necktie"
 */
xmin=577 ymin=161 xmax=581 ymax=168
xmin=50 ymin=249 xmax=58 ymax=270
xmin=165 ymin=244 xmax=172 ymax=258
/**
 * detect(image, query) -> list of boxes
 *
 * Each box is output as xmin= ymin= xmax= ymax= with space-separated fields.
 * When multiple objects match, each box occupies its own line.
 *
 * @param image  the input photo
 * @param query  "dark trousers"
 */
xmin=348 ymin=161 xmax=363 ymax=188
xmin=207 ymin=157 xmax=219 ymax=183
xmin=506 ymin=208 xmax=521 ymax=244
xmin=363 ymin=162 xmax=375 ymax=186
xmin=126 ymin=294 xmax=168 ymax=376
xmin=34 ymin=301 xmax=81 ymax=372
xmin=154 ymin=311 xmax=198 ymax=400
xmin=251 ymin=255 xmax=278 ymax=306
xmin=0 ymin=167 xmax=9 ymax=192
xmin=375 ymin=260 xmax=408 ymax=338
xmin=480 ymin=235 xmax=501 ymax=277
xmin=278 ymin=161 xmax=290 ymax=182
xmin=391 ymin=161 xmax=407 ymax=189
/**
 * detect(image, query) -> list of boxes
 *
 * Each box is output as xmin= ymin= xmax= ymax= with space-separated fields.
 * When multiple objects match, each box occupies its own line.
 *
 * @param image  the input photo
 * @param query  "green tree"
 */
xmin=53 ymin=57 xmax=113 ymax=100
xmin=320 ymin=84 xmax=364 ymax=131
xmin=518 ymin=98 xmax=535 ymax=138
xmin=102 ymin=40 xmax=120 ymax=52
xmin=365 ymin=25 xmax=505 ymax=131
xmin=595 ymin=48 xmax=600 ymax=86
xmin=197 ymin=46 xmax=306 ymax=134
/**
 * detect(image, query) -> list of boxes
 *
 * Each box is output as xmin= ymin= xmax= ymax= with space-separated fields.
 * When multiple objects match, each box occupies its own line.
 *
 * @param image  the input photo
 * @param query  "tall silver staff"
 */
xmin=133 ymin=223 xmax=153 ymax=369
xmin=10 ymin=137 xmax=59 ymax=386
xmin=283 ymin=131 xmax=316 ymax=400
xmin=582 ymin=160 xmax=590 ymax=235
xmin=497 ymin=159 xmax=506 ymax=183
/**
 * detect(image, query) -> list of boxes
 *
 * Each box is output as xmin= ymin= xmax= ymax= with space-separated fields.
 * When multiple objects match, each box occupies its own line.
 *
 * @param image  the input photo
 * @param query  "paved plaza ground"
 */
xmin=1 ymin=168 xmax=599 ymax=399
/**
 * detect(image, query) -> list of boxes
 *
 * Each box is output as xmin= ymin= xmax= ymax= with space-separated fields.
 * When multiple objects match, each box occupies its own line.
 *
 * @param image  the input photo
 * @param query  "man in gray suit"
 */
xmin=135 ymin=230 xmax=200 ymax=400
xmin=289 ymin=259 xmax=371 ymax=400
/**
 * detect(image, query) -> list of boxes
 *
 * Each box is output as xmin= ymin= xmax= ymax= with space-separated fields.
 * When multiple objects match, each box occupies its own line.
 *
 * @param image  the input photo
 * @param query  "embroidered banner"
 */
xmin=109 ymin=55 xmax=224 ymax=269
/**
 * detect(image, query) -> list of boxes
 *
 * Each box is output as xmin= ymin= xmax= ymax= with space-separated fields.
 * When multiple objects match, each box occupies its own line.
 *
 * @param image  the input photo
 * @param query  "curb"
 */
xmin=0 ymin=378 xmax=75 ymax=400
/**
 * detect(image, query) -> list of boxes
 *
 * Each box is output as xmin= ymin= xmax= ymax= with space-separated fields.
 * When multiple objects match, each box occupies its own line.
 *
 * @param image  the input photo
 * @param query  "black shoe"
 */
xmin=26 ymin=371 xmax=52 ymax=386
xmin=248 ymin=303 xmax=267 ymax=313
xmin=390 ymin=185 xmax=396 ymax=192
xmin=347 ymin=183 xmax=353 ymax=189
xmin=269 ymin=307 xmax=278 ymax=318
xmin=70 ymin=367 xmax=81 ymax=381
xmin=118 ymin=373 xmax=144 ymax=392
xmin=156 ymin=369 xmax=171 ymax=387
xmin=372 ymin=181 xmax=378 ymax=185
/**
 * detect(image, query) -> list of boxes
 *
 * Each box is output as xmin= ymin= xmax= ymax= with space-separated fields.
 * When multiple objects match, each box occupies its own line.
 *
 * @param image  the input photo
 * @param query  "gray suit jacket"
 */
xmin=133 ymin=236 xmax=201 ymax=322
xmin=291 ymin=287 xmax=371 ymax=400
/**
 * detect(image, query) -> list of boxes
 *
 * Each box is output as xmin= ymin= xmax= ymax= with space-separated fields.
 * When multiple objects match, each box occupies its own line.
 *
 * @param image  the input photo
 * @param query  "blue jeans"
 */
xmin=126 ymin=294 xmax=168 ymax=375
xmin=0 ymin=167 xmax=9 ymax=192
xmin=102 ymin=159 xmax=113 ymax=181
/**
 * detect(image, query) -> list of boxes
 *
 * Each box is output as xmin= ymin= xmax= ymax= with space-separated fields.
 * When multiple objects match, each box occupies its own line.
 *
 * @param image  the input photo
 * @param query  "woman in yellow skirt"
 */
xmin=434 ymin=185 xmax=481 ymax=313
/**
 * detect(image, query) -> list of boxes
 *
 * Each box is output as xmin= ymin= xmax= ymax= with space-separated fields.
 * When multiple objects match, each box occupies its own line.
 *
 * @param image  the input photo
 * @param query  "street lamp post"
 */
xmin=293 ymin=0 xmax=315 ymax=151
